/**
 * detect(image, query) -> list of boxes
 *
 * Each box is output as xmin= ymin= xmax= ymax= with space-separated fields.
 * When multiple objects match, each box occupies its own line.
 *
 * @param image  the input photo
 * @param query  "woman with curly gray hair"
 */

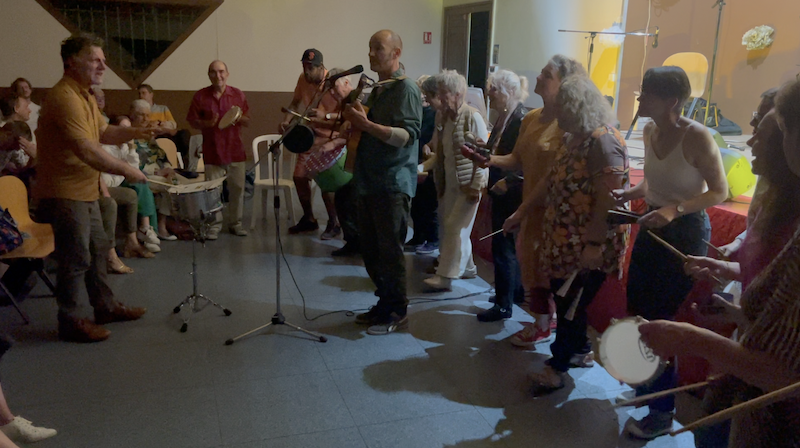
xmin=527 ymin=74 xmax=630 ymax=395
xmin=423 ymin=70 xmax=489 ymax=292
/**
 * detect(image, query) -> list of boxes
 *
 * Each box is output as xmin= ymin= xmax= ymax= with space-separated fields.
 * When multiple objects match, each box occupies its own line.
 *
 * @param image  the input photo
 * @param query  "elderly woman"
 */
xmin=526 ymin=75 xmax=629 ymax=394
xmin=0 ymin=96 xmax=36 ymax=180
xmin=639 ymin=78 xmax=800 ymax=448
xmin=130 ymin=99 xmax=179 ymax=241
xmin=422 ymin=70 xmax=489 ymax=292
xmin=472 ymin=69 xmax=529 ymax=321
xmin=613 ymin=67 xmax=728 ymax=439
xmin=466 ymin=56 xmax=586 ymax=343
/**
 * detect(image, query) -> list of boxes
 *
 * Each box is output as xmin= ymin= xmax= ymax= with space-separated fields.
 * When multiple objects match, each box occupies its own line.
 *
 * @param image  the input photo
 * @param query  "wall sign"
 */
xmin=423 ymin=32 xmax=432 ymax=44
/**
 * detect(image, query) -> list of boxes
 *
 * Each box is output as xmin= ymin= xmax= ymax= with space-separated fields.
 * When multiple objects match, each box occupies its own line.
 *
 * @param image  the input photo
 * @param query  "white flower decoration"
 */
xmin=742 ymin=25 xmax=775 ymax=51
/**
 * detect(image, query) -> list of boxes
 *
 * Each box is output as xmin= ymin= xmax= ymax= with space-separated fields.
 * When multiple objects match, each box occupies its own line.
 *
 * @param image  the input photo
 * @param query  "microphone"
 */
xmin=653 ymin=26 xmax=659 ymax=48
xmin=326 ymin=65 xmax=364 ymax=84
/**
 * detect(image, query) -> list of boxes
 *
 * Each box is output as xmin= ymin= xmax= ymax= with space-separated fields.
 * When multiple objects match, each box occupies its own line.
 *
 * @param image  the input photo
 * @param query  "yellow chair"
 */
xmin=626 ymin=52 xmax=709 ymax=139
xmin=155 ymin=138 xmax=181 ymax=169
xmin=0 ymin=176 xmax=56 ymax=324
xmin=663 ymin=52 xmax=709 ymax=119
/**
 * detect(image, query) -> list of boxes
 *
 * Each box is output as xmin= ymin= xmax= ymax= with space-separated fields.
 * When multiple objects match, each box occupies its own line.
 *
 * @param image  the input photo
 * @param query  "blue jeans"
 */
xmin=628 ymin=210 xmax=711 ymax=412
xmin=490 ymin=190 xmax=523 ymax=309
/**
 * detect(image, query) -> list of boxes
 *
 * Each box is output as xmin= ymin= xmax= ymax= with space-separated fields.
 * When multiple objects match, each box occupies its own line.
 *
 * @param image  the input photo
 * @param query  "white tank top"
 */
xmin=643 ymin=129 xmax=707 ymax=208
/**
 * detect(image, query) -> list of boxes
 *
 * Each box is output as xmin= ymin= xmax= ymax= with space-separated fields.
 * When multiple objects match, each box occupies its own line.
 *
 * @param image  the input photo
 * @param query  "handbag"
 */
xmin=0 ymin=206 xmax=23 ymax=255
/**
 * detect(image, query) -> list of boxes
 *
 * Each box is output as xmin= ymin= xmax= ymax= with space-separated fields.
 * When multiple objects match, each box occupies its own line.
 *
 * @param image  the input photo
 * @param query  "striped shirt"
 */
xmin=730 ymin=225 xmax=800 ymax=447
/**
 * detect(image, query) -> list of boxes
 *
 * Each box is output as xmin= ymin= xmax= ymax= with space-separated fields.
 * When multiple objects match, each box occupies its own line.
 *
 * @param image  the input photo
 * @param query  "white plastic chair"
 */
xmin=250 ymin=134 xmax=297 ymax=229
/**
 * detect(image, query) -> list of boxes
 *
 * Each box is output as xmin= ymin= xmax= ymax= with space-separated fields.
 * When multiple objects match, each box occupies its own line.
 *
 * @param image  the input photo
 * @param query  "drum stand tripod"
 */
xmin=173 ymin=216 xmax=232 ymax=332
xmin=225 ymin=143 xmax=327 ymax=345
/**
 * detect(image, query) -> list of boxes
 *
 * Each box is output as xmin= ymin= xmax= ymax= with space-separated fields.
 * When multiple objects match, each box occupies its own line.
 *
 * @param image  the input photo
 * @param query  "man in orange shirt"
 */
xmin=34 ymin=34 xmax=163 ymax=343
xmin=279 ymin=49 xmax=341 ymax=238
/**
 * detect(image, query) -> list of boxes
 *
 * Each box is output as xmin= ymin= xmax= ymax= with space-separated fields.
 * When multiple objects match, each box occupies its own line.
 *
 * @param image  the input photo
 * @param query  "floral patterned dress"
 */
xmin=539 ymin=125 xmax=630 ymax=280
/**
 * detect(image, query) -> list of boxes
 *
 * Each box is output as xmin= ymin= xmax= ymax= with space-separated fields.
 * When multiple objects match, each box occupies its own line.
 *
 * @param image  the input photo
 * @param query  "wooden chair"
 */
xmin=155 ymin=138 xmax=181 ymax=169
xmin=250 ymin=135 xmax=297 ymax=229
xmin=0 ymin=176 xmax=56 ymax=323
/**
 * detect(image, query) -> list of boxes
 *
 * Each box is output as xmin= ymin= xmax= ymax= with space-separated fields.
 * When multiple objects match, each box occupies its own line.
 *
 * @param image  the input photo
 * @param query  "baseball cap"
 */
xmin=301 ymin=48 xmax=323 ymax=67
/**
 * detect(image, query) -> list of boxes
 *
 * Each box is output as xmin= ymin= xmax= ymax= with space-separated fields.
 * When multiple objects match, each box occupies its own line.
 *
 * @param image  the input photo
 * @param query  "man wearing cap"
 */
xmin=187 ymin=60 xmax=250 ymax=239
xmin=279 ymin=49 xmax=341 ymax=238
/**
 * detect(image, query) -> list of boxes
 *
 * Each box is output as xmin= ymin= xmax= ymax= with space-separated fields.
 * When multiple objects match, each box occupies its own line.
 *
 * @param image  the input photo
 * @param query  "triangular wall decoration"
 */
xmin=35 ymin=0 xmax=223 ymax=88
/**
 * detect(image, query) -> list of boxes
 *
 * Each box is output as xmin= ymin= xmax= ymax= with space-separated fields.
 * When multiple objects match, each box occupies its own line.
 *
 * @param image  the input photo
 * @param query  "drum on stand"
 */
xmin=598 ymin=316 xmax=663 ymax=387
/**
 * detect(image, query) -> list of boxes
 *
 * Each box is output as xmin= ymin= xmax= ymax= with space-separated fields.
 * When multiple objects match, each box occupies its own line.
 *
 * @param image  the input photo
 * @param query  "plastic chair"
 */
xmin=626 ymin=52 xmax=709 ymax=138
xmin=187 ymin=134 xmax=203 ymax=172
xmin=250 ymin=135 xmax=297 ymax=229
xmin=663 ymin=52 xmax=708 ymax=118
xmin=0 ymin=176 xmax=56 ymax=323
xmin=155 ymin=138 xmax=181 ymax=169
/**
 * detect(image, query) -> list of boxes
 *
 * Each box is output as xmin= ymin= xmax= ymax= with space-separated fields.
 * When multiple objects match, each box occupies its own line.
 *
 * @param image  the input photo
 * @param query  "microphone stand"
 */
xmin=704 ymin=0 xmax=726 ymax=127
xmin=558 ymin=28 xmax=658 ymax=75
xmin=226 ymin=87 xmax=330 ymax=346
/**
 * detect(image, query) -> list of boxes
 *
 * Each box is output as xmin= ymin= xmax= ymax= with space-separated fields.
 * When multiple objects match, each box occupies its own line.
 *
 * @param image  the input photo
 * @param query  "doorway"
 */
xmin=442 ymin=2 xmax=492 ymax=90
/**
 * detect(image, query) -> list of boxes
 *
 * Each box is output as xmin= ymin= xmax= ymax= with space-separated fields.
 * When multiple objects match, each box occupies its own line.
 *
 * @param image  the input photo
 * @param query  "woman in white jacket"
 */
xmin=423 ymin=70 xmax=489 ymax=291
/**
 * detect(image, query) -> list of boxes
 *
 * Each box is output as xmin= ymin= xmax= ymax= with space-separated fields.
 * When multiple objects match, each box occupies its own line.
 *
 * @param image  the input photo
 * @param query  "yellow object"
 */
xmin=156 ymin=138 xmax=180 ymax=169
xmin=720 ymin=148 xmax=757 ymax=199
xmin=663 ymin=52 xmax=709 ymax=98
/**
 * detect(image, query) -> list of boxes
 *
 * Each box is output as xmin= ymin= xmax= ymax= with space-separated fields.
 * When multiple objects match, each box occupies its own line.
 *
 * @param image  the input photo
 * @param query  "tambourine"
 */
xmin=598 ymin=316 xmax=663 ymax=386
xmin=218 ymin=106 xmax=242 ymax=129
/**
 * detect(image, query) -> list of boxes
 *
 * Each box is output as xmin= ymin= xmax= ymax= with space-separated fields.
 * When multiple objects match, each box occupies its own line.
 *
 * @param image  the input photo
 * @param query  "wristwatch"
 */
xmin=676 ymin=203 xmax=686 ymax=215
xmin=325 ymin=113 xmax=332 ymax=121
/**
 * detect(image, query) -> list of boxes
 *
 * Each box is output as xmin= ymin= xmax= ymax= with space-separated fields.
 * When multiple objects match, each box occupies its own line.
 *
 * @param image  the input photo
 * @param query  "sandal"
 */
xmin=108 ymin=259 xmax=134 ymax=275
xmin=122 ymin=244 xmax=155 ymax=259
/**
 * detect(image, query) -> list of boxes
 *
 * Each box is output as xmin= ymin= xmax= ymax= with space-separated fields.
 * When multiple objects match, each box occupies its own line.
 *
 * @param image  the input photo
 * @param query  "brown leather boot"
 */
xmin=94 ymin=304 xmax=147 ymax=325
xmin=58 ymin=317 xmax=111 ymax=343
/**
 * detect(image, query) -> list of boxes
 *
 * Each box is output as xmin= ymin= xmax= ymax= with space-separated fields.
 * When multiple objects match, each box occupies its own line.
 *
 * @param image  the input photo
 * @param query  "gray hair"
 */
xmin=130 ymin=99 xmax=151 ymax=113
xmin=548 ymin=54 xmax=587 ymax=81
xmin=437 ymin=69 xmax=467 ymax=97
xmin=420 ymin=74 xmax=439 ymax=96
xmin=327 ymin=68 xmax=350 ymax=86
xmin=556 ymin=75 xmax=616 ymax=134
xmin=487 ymin=69 xmax=529 ymax=102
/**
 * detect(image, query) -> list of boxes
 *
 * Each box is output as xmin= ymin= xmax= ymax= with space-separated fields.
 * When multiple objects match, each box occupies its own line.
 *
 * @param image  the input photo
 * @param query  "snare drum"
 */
xmin=599 ymin=316 xmax=663 ymax=386
xmin=168 ymin=178 xmax=225 ymax=222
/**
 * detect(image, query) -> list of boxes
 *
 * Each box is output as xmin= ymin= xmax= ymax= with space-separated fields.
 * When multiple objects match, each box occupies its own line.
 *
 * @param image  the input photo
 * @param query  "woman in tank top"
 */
xmin=613 ymin=66 xmax=728 ymax=440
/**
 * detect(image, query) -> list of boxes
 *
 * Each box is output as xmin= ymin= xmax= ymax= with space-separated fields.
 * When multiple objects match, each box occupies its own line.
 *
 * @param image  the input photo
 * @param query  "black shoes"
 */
xmin=476 ymin=305 xmax=512 ymax=322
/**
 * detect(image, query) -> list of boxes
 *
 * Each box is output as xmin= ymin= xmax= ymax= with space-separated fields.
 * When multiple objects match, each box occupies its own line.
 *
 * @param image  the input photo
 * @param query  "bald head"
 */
xmin=369 ymin=30 xmax=403 ymax=79
xmin=208 ymin=60 xmax=229 ymax=91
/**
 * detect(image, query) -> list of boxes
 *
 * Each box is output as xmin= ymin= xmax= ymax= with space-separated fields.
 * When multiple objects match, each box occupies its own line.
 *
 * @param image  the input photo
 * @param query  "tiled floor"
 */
xmin=0 ymin=203 xmax=696 ymax=447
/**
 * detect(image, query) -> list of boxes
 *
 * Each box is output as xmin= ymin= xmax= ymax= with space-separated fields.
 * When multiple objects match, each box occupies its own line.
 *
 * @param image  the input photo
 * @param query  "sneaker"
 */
xmin=509 ymin=324 xmax=553 ymax=348
xmin=320 ymin=224 xmax=341 ymax=240
xmin=625 ymin=411 xmax=675 ymax=440
xmin=0 ymin=416 xmax=57 ymax=443
xmin=423 ymin=275 xmax=452 ymax=292
xmin=229 ymin=227 xmax=248 ymax=237
xmin=332 ymin=243 xmax=359 ymax=257
xmin=206 ymin=229 xmax=219 ymax=241
xmin=138 ymin=226 xmax=160 ymax=245
xmin=615 ymin=390 xmax=637 ymax=406
xmin=415 ymin=242 xmax=438 ymax=255
xmin=355 ymin=307 xmax=387 ymax=326
xmin=476 ymin=305 xmax=511 ymax=322
xmin=288 ymin=216 xmax=319 ymax=234
xmin=404 ymin=238 xmax=424 ymax=252
xmin=366 ymin=313 xmax=409 ymax=335
xmin=143 ymin=242 xmax=161 ymax=253
xmin=545 ymin=351 xmax=595 ymax=368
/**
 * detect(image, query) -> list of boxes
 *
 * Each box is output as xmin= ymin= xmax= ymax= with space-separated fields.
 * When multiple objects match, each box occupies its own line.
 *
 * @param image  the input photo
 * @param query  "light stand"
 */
xmin=704 ymin=0 xmax=726 ymax=127
xmin=173 ymin=215 xmax=232 ymax=332
xmin=225 ymin=139 xmax=327 ymax=345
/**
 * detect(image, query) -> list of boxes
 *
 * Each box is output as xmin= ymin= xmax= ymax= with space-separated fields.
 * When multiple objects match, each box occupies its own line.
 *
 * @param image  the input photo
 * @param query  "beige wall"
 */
xmin=618 ymin=0 xmax=800 ymax=130
xmin=492 ymin=0 xmax=625 ymax=109
xmin=0 ymin=0 xmax=444 ymax=92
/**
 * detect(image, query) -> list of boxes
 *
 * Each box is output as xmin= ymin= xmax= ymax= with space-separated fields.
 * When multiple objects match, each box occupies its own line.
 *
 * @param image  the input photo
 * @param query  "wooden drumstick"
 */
xmin=703 ymin=239 xmax=730 ymax=261
xmin=146 ymin=178 xmax=174 ymax=188
xmin=647 ymin=231 xmax=722 ymax=284
xmin=671 ymin=379 xmax=800 ymax=436
xmin=613 ymin=380 xmax=712 ymax=408
xmin=479 ymin=229 xmax=504 ymax=241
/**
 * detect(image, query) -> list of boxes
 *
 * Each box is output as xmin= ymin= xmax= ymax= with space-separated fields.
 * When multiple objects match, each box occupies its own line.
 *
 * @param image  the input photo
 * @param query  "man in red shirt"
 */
xmin=279 ymin=49 xmax=341 ymax=238
xmin=187 ymin=60 xmax=250 ymax=239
